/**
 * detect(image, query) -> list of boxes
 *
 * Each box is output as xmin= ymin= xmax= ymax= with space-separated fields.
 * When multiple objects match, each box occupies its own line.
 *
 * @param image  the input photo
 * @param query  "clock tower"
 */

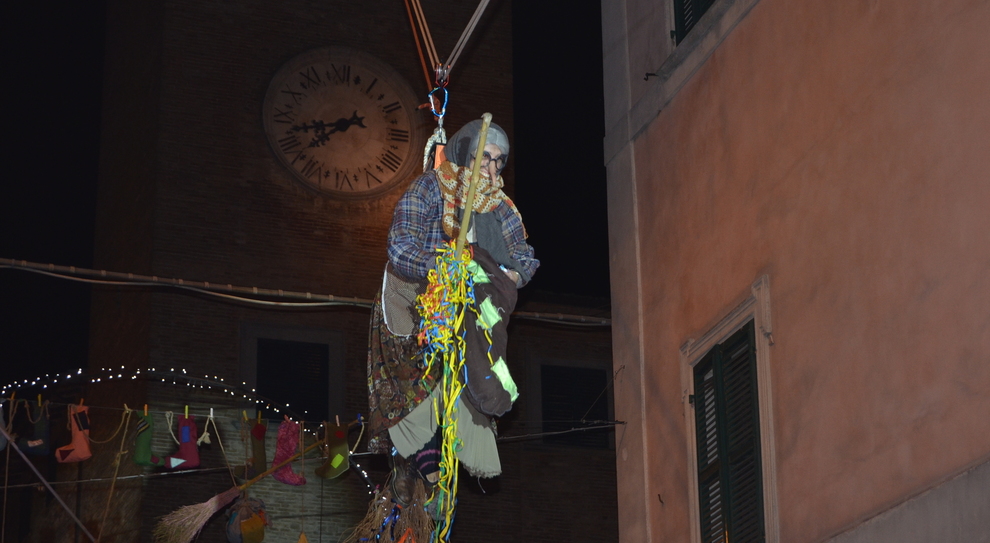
xmin=85 ymin=1 xmax=515 ymax=542
xmin=262 ymin=47 xmax=425 ymax=198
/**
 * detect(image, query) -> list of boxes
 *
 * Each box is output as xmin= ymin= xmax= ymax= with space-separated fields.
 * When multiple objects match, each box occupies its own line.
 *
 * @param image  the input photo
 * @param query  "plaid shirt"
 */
xmin=387 ymin=171 xmax=539 ymax=283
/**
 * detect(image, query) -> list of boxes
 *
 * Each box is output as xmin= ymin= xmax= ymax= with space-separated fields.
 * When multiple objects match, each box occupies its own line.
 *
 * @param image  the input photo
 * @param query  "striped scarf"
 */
xmin=436 ymin=160 xmax=523 ymax=239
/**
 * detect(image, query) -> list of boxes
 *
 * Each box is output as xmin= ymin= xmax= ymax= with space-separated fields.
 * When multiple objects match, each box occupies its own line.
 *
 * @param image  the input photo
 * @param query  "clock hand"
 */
xmin=292 ymin=111 xmax=367 ymax=148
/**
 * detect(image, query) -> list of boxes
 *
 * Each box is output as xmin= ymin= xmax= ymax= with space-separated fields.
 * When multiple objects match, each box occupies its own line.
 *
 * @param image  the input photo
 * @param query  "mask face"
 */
xmin=470 ymin=144 xmax=507 ymax=178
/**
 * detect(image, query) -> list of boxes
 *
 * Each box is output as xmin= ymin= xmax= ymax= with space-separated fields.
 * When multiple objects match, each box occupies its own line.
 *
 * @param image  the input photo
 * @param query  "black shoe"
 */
xmin=389 ymin=454 xmax=416 ymax=506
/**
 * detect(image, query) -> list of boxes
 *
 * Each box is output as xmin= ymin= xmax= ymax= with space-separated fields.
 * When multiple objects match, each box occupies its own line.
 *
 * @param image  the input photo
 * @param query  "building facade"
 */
xmin=602 ymin=0 xmax=990 ymax=541
xmin=11 ymin=1 xmax=618 ymax=542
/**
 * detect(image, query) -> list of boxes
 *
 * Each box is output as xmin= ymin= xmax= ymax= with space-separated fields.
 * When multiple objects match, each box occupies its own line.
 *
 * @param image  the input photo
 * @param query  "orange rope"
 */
xmin=403 ymin=0 xmax=434 ymax=91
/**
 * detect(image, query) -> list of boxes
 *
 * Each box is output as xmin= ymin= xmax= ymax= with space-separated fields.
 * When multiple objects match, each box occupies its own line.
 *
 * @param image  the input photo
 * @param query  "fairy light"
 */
xmin=3 ymin=366 xmax=306 ymax=424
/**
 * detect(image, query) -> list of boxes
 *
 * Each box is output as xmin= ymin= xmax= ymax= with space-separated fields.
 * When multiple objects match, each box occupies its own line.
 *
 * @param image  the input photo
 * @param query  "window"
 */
xmin=693 ymin=321 xmax=764 ymax=542
xmin=541 ymin=364 xmax=610 ymax=448
xmin=240 ymin=324 xmax=345 ymax=423
xmin=673 ymin=0 xmax=717 ymax=44
xmin=257 ymin=338 xmax=330 ymax=421
xmin=680 ymin=276 xmax=779 ymax=542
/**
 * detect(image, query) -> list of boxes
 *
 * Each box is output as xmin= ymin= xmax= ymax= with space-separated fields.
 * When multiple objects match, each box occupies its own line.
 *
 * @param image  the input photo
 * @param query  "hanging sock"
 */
xmin=234 ymin=419 xmax=267 ymax=479
xmin=315 ymin=421 xmax=350 ymax=479
xmin=411 ymin=429 xmax=442 ymax=483
xmin=271 ymin=416 xmax=306 ymax=485
xmin=164 ymin=413 xmax=200 ymax=469
xmin=133 ymin=413 xmax=165 ymax=467
xmin=56 ymin=404 xmax=92 ymax=463
xmin=17 ymin=401 xmax=51 ymax=456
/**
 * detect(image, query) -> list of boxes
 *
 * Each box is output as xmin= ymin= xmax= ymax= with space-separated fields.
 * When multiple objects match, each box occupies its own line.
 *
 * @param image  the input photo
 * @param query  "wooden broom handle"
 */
xmin=454 ymin=112 xmax=493 ymax=260
xmin=237 ymin=420 xmax=356 ymax=490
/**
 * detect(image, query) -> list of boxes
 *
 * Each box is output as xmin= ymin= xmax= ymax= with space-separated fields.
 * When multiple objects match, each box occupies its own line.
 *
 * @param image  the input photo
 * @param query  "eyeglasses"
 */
xmin=481 ymin=151 xmax=507 ymax=173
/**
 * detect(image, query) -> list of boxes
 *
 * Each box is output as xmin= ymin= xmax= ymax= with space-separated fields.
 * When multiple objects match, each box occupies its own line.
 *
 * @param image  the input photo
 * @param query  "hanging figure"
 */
xmin=367 ymin=119 xmax=538 ymax=506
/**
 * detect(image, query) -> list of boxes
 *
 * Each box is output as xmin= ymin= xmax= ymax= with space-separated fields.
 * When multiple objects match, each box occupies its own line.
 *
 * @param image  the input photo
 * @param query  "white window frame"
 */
xmin=679 ymin=274 xmax=779 ymax=542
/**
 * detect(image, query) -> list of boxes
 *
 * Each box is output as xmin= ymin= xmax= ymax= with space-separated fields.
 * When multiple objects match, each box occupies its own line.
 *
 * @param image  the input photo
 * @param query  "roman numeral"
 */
xmin=382 ymin=102 xmax=402 ymax=114
xmin=386 ymin=128 xmax=409 ymax=142
xmin=329 ymin=63 xmax=351 ymax=85
xmin=364 ymin=77 xmax=378 ymax=96
xmin=336 ymin=170 xmax=354 ymax=191
xmin=365 ymin=170 xmax=382 ymax=188
xmin=272 ymin=106 xmax=297 ymax=124
xmin=380 ymin=150 xmax=402 ymax=172
xmin=299 ymin=158 xmax=322 ymax=179
xmin=280 ymin=84 xmax=306 ymax=104
xmin=278 ymin=134 xmax=302 ymax=153
xmin=298 ymin=66 xmax=323 ymax=89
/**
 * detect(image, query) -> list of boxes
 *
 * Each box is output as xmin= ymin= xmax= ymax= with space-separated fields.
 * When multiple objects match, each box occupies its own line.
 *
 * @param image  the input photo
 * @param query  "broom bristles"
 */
xmin=342 ymin=479 xmax=435 ymax=543
xmin=153 ymin=486 xmax=240 ymax=543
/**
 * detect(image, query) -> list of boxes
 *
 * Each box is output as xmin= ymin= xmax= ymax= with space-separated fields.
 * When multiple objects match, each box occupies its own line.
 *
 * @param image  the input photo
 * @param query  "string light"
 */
xmin=1 ymin=366 xmax=335 ymax=425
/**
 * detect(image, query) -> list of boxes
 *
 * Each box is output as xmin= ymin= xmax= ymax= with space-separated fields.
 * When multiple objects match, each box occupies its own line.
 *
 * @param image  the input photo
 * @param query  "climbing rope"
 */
xmin=403 ymin=0 xmax=493 ymax=173
xmin=403 ymin=0 xmax=439 ymax=90
xmin=444 ymin=0 xmax=491 ymax=76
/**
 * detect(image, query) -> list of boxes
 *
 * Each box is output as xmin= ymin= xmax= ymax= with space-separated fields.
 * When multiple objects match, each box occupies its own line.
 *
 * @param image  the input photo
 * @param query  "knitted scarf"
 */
xmin=436 ymin=160 xmax=525 ymax=239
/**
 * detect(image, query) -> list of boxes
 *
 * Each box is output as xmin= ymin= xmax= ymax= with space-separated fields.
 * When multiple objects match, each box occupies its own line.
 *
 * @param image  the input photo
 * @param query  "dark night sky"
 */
xmin=0 ymin=2 xmax=608 ymax=389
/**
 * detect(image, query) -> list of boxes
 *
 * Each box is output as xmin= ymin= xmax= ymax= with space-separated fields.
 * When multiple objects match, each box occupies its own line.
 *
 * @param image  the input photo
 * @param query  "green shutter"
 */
xmin=695 ymin=350 xmax=726 ymax=542
xmin=673 ymin=0 xmax=717 ymax=44
xmin=694 ymin=321 xmax=765 ymax=542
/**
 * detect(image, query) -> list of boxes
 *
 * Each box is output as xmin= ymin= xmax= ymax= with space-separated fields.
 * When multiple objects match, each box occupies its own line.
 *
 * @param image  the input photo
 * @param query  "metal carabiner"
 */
xmin=427 ymin=86 xmax=449 ymax=120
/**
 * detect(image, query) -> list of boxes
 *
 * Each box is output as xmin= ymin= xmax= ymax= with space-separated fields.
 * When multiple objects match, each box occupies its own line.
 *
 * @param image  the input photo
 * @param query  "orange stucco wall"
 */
xmin=608 ymin=0 xmax=990 ymax=540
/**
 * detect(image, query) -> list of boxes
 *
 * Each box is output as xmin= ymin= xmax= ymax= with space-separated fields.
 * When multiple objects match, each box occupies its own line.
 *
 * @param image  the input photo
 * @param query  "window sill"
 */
xmin=603 ymin=0 xmax=763 ymax=165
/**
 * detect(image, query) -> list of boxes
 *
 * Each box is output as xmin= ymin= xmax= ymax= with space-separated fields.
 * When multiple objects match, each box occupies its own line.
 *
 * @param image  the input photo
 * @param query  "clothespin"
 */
xmin=242 ymin=410 xmax=248 ymax=421
xmin=9 ymin=392 xmax=15 ymax=405
xmin=335 ymin=415 xmax=340 ymax=426
xmin=144 ymin=404 xmax=148 ymax=416
xmin=184 ymin=405 xmax=189 ymax=418
xmin=123 ymin=403 xmax=131 ymax=413
xmin=257 ymin=410 xmax=262 ymax=424
xmin=79 ymin=398 xmax=84 ymax=406
xmin=38 ymin=394 xmax=42 ymax=407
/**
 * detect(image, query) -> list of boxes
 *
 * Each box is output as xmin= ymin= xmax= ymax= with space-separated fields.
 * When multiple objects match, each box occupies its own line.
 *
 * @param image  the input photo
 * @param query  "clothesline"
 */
xmin=0 ymin=397 xmax=616 ymax=428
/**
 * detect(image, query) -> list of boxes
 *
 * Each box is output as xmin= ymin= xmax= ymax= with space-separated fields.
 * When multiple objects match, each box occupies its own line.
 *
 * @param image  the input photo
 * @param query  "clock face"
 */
xmin=263 ymin=47 xmax=423 ymax=198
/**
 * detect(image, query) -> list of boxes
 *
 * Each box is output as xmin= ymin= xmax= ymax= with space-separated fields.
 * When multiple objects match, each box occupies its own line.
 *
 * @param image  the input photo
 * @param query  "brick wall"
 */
xmin=75 ymin=0 xmax=617 ymax=542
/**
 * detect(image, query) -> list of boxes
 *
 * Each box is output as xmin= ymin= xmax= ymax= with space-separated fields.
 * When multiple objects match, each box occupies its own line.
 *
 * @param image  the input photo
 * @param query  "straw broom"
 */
xmin=152 ymin=433 xmax=324 ymax=543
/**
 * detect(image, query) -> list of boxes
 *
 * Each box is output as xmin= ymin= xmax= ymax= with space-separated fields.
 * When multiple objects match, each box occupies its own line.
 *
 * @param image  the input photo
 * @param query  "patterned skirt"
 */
xmin=366 ymin=290 xmax=437 ymax=454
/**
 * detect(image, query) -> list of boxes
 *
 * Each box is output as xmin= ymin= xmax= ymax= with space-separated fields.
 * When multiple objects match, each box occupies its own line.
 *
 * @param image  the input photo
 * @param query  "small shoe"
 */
xmin=389 ymin=455 xmax=415 ymax=506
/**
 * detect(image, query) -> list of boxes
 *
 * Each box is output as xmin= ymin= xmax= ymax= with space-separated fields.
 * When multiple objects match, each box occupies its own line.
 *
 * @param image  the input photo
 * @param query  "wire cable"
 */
xmin=1 ymin=259 xmax=609 ymax=325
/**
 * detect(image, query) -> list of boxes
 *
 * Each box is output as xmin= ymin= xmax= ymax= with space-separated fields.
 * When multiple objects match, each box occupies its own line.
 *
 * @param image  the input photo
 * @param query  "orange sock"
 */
xmin=56 ymin=405 xmax=92 ymax=463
